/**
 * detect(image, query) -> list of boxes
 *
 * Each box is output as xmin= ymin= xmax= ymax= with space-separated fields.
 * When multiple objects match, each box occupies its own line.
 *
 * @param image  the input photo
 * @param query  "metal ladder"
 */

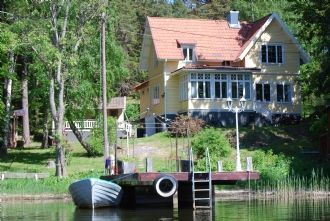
xmin=190 ymin=147 xmax=212 ymax=210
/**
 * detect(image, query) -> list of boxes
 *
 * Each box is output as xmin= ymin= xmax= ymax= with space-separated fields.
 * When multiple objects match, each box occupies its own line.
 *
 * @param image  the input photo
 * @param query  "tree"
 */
xmin=0 ymin=19 xmax=19 ymax=155
xmin=28 ymin=0 xmax=108 ymax=177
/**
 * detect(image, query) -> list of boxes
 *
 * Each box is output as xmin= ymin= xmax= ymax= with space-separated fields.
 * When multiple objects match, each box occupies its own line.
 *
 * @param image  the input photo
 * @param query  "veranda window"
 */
xmin=190 ymin=73 xmax=211 ymax=99
xmin=230 ymin=74 xmax=251 ymax=99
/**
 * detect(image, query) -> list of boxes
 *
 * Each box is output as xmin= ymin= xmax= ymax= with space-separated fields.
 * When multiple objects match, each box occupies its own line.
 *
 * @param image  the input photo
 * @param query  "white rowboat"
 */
xmin=69 ymin=178 xmax=123 ymax=208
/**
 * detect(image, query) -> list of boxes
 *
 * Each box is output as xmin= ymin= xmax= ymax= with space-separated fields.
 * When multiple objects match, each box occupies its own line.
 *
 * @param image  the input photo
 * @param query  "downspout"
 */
xmin=164 ymin=59 xmax=167 ymax=127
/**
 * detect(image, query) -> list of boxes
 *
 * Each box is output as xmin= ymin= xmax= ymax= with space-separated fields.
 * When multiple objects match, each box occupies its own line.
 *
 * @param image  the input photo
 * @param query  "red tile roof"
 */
xmin=147 ymin=14 xmax=271 ymax=61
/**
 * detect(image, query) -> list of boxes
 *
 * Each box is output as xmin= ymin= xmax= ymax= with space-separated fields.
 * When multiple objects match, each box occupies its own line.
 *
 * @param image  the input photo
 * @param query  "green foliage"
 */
xmin=192 ymin=127 xmax=232 ymax=171
xmin=309 ymin=114 xmax=327 ymax=138
xmin=125 ymin=103 xmax=140 ymax=122
xmin=253 ymin=150 xmax=291 ymax=181
xmin=89 ymin=117 xmax=117 ymax=156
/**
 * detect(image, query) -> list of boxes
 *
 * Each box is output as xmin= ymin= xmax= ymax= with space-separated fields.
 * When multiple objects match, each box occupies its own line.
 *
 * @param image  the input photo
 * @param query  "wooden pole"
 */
xmin=101 ymin=12 xmax=109 ymax=162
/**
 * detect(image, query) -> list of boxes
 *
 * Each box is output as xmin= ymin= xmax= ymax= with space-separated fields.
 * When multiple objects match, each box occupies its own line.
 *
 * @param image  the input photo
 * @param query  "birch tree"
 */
xmin=30 ymin=0 xmax=107 ymax=177
xmin=0 ymin=25 xmax=18 ymax=156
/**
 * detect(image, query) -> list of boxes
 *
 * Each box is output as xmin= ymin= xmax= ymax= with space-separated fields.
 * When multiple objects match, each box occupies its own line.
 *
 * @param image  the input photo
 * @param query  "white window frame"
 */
xmin=152 ymin=84 xmax=160 ymax=105
xmin=182 ymin=45 xmax=195 ymax=62
xmin=255 ymin=83 xmax=271 ymax=102
xmin=214 ymin=73 xmax=228 ymax=99
xmin=188 ymin=72 xmax=251 ymax=100
xmin=276 ymin=83 xmax=292 ymax=103
xmin=190 ymin=73 xmax=211 ymax=99
xmin=261 ymin=43 xmax=284 ymax=64
xmin=229 ymin=73 xmax=251 ymax=100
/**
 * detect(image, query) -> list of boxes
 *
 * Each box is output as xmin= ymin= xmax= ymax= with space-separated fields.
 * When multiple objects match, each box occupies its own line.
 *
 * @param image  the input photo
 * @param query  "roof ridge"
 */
xmin=147 ymin=16 xmax=250 ymax=23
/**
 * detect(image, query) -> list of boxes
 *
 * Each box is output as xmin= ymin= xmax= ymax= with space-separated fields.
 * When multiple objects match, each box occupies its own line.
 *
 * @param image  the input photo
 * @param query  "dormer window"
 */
xmin=261 ymin=44 xmax=283 ymax=64
xmin=182 ymin=45 xmax=194 ymax=62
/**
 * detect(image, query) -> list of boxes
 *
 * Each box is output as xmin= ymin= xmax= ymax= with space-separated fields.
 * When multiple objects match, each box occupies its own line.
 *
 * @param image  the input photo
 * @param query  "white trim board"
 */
xmin=238 ymin=13 xmax=310 ymax=64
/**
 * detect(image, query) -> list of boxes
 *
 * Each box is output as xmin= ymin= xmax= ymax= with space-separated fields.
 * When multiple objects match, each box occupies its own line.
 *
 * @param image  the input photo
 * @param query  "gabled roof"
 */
xmin=238 ymin=13 xmax=310 ymax=63
xmin=140 ymin=13 xmax=310 ymax=69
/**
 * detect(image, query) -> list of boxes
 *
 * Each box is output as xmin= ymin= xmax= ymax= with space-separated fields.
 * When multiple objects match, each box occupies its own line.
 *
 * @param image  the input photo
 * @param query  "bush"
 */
xmin=253 ymin=149 xmax=291 ymax=181
xmin=191 ymin=127 xmax=232 ymax=171
xmin=309 ymin=114 xmax=327 ymax=139
xmin=125 ymin=103 xmax=140 ymax=122
xmin=88 ymin=117 xmax=117 ymax=156
xmin=168 ymin=115 xmax=204 ymax=137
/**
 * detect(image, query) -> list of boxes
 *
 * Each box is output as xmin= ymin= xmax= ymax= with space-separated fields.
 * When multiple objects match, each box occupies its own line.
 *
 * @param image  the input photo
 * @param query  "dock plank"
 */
xmin=101 ymin=171 xmax=259 ymax=186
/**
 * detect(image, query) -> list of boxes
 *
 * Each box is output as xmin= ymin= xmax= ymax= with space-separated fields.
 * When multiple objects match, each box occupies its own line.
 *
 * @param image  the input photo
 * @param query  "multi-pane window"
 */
xmin=180 ymin=75 xmax=188 ymax=101
xmin=256 ymin=83 xmax=271 ymax=101
xmin=152 ymin=84 xmax=160 ymax=104
xmin=230 ymin=74 xmax=251 ymax=99
xmin=277 ymin=84 xmax=291 ymax=102
xmin=190 ymin=73 xmax=211 ymax=99
xmin=214 ymin=74 xmax=227 ymax=98
xmin=190 ymin=73 xmax=251 ymax=100
xmin=261 ymin=44 xmax=283 ymax=64
xmin=182 ymin=46 xmax=194 ymax=61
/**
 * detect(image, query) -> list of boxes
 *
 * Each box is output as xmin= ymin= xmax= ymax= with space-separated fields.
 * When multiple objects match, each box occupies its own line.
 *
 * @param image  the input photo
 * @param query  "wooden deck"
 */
xmin=101 ymin=171 xmax=259 ymax=186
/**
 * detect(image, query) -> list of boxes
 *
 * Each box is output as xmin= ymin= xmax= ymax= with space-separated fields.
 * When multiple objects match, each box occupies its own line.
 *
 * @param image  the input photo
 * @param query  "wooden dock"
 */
xmin=101 ymin=171 xmax=259 ymax=208
xmin=102 ymin=171 xmax=259 ymax=185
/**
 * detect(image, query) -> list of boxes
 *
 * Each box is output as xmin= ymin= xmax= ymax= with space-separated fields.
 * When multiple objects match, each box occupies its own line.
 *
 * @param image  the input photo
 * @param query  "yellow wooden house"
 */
xmin=136 ymin=11 xmax=310 ymax=135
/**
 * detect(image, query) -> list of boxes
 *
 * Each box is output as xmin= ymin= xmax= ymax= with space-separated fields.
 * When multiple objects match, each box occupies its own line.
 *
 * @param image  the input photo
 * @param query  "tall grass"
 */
xmin=0 ymin=170 xmax=103 ymax=195
xmin=251 ymin=169 xmax=330 ymax=198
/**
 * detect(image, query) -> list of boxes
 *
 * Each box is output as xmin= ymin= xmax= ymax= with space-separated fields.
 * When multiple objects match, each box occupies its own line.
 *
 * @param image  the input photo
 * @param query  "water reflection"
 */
xmin=74 ymin=207 xmax=174 ymax=221
xmin=0 ymin=198 xmax=329 ymax=221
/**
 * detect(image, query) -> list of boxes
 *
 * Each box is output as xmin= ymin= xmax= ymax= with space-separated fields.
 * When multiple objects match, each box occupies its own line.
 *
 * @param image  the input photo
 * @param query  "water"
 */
xmin=1 ymin=198 xmax=330 ymax=221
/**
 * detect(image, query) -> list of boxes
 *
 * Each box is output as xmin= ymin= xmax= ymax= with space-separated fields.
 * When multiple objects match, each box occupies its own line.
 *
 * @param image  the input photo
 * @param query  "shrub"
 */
xmin=253 ymin=149 xmax=291 ymax=181
xmin=191 ymin=127 xmax=232 ymax=171
xmin=309 ymin=114 xmax=327 ymax=139
xmin=125 ymin=103 xmax=140 ymax=122
xmin=168 ymin=115 xmax=204 ymax=137
xmin=88 ymin=117 xmax=117 ymax=156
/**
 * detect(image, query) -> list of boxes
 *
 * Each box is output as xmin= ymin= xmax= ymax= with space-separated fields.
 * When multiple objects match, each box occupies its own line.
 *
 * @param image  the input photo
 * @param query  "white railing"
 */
xmin=63 ymin=120 xmax=97 ymax=130
xmin=118 ymin=121 xmax=133 ymax=136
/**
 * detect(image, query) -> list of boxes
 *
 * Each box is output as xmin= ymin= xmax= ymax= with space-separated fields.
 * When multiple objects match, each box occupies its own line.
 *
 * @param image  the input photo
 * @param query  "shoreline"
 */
xmin=1 ymin=190 xmax=330 ymax=202
xmin=0 ymin=193 xmax=71 ymax=202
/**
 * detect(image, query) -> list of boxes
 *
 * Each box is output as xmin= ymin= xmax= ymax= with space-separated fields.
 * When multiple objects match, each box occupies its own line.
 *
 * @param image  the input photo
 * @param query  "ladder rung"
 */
xmin=195 ymin=206 xmax=212 ymax=209
xmin=194 ymin=189 xmax=210 ymax=192
xmin=195 ymin=198 xmax=210 ymax=200
xmin=194 ymin=180 xmax=209 ymax=182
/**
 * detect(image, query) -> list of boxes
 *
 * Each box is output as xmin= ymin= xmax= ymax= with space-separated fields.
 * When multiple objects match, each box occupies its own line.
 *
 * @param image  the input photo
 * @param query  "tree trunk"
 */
xmin=68 ymin=120 xmax=95 ymax=156
xmin=22 ymin=58 xmax=31 ymax=145
xmin=41 ymin=109 xmax=49 ymax=148
xmin=1 ymin=51 xmax=15 ymax=156
xmin=50 ymin=59 xmax=67 ymax=177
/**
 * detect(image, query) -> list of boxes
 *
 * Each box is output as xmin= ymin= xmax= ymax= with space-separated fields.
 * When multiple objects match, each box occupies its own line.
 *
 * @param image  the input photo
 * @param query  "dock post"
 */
xmin=146 ymin=158 xmax=153 ymax=172
xmin=217 ymin=161 xmax=223 ymax=172
xmin=246 ymin=157 xmax=253 ymax=171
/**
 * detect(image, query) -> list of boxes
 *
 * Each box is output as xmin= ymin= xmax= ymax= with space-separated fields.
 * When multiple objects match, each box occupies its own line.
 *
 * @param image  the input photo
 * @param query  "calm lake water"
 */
xmin=1 ymin=198 xmax=330 ymax=221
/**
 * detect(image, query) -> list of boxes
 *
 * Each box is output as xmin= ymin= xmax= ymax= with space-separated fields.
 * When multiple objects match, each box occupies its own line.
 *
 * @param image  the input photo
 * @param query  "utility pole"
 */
xmin=101 ymin=12 xmax=109 ymax=162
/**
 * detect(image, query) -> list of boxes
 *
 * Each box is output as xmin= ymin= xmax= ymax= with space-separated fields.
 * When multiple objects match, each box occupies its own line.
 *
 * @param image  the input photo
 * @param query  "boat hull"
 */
xmin=69 ymin=178 xmax=123 ymax=208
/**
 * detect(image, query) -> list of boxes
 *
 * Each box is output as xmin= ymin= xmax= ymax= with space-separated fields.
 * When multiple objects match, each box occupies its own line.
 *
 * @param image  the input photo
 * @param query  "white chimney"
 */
xmin=228 ymin=10 xmax=240 ymax=28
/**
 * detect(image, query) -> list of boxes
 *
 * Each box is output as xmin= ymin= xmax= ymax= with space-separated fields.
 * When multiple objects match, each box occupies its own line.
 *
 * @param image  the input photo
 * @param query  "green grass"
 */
xmin=0 ymin=121 xmax=329 ymax=195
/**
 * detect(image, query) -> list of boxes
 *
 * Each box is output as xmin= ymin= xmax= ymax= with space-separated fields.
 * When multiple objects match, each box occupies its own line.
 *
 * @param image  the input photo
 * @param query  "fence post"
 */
xmin=246 ymin=157 xmax=253 ymax=172
xmin=217 ymin=161 xmax=223 ymax=172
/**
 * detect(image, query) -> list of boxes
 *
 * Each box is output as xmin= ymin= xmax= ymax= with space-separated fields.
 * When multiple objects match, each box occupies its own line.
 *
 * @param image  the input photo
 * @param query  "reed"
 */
xmin=251 ymin=169 xmax=330 ymax=198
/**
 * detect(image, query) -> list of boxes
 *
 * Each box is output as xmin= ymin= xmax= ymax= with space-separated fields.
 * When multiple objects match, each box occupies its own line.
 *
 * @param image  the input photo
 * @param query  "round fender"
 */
xmin=153 ymin=175 xmax=178 ymax=198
